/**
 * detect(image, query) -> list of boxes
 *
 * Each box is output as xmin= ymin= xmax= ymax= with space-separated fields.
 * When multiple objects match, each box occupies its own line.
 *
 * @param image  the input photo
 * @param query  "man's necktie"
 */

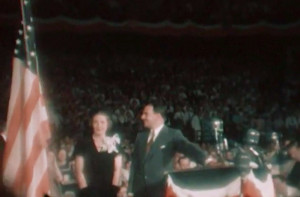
xmin=146 ymin=131 xmax=155 ymax=153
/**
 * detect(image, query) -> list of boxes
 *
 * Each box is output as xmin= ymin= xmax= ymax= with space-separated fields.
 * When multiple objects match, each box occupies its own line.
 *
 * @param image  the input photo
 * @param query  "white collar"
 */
xmin=149 ymin=124 xmax=164 ymax=142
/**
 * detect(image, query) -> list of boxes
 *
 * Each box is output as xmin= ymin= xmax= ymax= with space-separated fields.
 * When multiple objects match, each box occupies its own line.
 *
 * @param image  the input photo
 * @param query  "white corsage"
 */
xmin=105 ymin=134 xmax=120 ymax=153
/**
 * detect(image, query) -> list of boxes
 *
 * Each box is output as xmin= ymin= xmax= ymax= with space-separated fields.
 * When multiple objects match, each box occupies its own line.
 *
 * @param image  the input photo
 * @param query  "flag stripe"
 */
xmin=3 ymin=60 xmax=25 ymax=169
xmin=14 ymin=129 xmax=43 ymax=192
xmin=23 ymin=77 xmax=40 ymax=133
xmin=165 ymin=184 xmax=177 ymax=197
xmin=243 ymin=171 xmax=275 ymax=197
xmin=6 ymin=58 xmax=24 ymax=125
xmin=3 ymin=91 xmax=23 ymax=168
xmin=13 ymin=92 xmax=48 ymax=195
xmin=3 ymin=130 xmax=23 ymax=188
xmin=26 ymin=121 xmax=49 ymax=190
xmin=27 ymin=150 xmax=49 ymax=196
xmin=35 ymin=168 xmax=50 ymax=197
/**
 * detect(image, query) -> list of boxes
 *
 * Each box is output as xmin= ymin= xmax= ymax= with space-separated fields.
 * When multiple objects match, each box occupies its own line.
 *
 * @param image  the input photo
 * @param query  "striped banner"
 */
xmin=243 ymin=170 xmax=275 ymax=197
xmin=2 ymin=14 xmax=51 ymax=196
xmin=3 ymin=56 xmax=51 ymax=197
xmin=166 ymin=167 xmax=275 ymax=197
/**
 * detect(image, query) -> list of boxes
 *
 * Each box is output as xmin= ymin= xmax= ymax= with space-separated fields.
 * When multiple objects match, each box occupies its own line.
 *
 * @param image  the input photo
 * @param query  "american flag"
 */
xmin=2 ymin=1 xmax=51 ymax=196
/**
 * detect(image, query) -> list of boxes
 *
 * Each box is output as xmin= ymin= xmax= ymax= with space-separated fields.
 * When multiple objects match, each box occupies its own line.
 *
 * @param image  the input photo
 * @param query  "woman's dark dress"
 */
xmin=74 ymin=137 xmax=118 ymax=197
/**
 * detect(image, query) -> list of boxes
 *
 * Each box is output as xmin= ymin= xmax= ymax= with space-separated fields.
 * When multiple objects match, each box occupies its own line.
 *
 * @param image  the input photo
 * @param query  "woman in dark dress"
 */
xmin=74 ymin=111 xmax=122 ymax=197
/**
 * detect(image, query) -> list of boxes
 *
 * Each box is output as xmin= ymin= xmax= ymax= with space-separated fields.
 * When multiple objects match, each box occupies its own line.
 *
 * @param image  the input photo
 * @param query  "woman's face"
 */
xmin=92 ymin=114 xmax=109 ymax=136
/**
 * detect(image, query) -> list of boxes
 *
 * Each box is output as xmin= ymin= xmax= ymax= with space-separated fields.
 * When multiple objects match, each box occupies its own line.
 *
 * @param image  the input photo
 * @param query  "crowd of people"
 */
xmin=40 ymin=47 xmax=299 ymax=143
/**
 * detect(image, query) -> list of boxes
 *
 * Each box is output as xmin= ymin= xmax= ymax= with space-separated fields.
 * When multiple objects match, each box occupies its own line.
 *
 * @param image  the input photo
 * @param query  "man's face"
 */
xmin=141 ymin=105 xmax=159 ymax=129
xmin=288 ymin=146 xmax=300 ymax=161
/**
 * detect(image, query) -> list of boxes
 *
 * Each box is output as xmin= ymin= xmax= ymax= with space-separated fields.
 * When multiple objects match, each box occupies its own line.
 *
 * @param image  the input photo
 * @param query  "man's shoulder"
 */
xmin=136 ymin=126 xmax=181 ymax=137
xmin=162 ymin=126 xmax=181 ymax=135
xmin=163 ymin=125 xmax=178 ymax=131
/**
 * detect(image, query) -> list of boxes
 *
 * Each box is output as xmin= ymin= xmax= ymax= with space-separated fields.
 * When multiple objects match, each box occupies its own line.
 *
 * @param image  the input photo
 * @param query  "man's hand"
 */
xmin=204 ymin=156 xmax=224 ymax=168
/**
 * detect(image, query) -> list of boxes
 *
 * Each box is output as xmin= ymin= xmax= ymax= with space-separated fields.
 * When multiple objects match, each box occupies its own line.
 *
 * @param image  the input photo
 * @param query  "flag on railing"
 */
xmin=166 ymin=167 xmax=275 ymax=197
xmin=2 ymin=1 xmax=51 ymax=195
xmin=242 ymin=169 xmax=275 ymax=197
xmin=166 ymin=167 xmax=241 ymax=197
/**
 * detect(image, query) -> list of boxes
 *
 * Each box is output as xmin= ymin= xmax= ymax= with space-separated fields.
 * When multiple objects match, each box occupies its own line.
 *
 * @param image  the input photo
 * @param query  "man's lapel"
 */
xmin=144 ymin=126 xmax=168 ymax=161
xmin=140 ymin=131 xmax=150 ymax=160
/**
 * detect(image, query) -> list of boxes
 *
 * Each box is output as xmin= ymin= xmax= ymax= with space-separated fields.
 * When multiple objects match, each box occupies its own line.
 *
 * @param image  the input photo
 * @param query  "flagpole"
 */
xmin=19 ymin=0 xmax=39 ymax=74
xmin=14 ymin=1 xmax=34 ymax=196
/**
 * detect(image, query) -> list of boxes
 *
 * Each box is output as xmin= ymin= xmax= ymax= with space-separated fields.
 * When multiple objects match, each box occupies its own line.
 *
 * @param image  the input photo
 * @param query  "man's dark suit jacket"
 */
xmin=128 ymin=126 xmax=207 ymax=197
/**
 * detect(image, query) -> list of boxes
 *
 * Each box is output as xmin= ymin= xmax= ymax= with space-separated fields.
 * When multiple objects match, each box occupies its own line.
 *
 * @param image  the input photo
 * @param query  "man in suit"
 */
xmin=128 ymin=101 xmax=209 ymax=197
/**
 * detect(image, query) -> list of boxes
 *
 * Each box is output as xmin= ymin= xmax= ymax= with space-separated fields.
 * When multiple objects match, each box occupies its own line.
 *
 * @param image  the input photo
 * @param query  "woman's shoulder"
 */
xmin=74 ymin=136 xmax=93 ymax=154
xmin=76 ymin=136 xmax=93 ymax=145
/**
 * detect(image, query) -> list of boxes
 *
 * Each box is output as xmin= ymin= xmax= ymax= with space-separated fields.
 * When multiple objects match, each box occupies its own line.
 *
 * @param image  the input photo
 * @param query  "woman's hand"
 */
xmin=75 ymin=156 xmax=88 ymax=189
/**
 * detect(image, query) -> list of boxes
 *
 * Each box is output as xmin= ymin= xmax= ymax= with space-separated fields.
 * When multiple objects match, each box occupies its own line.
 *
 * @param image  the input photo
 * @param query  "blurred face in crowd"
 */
xmin=57 ymin=149 xmax=67 ymax=162
xmin=92 ymin=113 xmax=109 ymax=136
xmin=288 ymin=146 xmax=300 ymax=161
xmin=125 ymin=161 xmax=131 ymax=170
xmin=270 ymin=141 xmax=280 ymax=152
xmin=141 ymin=105 xmax=161 ymax=129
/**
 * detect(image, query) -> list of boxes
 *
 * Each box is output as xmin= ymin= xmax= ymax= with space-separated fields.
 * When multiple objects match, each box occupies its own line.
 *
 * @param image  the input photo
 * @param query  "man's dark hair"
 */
xmin=145 ymin=100 xmax=167 ymax=120
xmin=286 ymin=140 xmax=300 ymax=150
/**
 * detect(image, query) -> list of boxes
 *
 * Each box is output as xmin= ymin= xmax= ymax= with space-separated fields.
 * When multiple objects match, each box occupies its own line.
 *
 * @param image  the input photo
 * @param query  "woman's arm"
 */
xmin=75 ymin=155 xmax=87 ymax=189
xmin=112 ymin=154 xmax=122 ymax=186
